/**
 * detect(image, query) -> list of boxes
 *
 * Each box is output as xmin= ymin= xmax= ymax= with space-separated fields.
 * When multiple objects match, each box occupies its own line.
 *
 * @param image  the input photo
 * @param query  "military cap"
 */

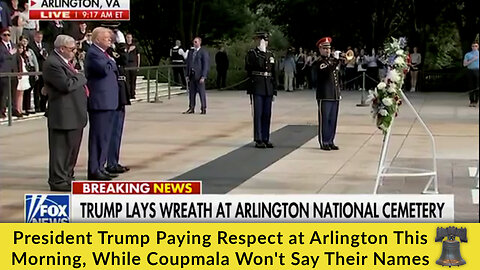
xmin=101 ymin=22 xmax=121 ymax=29
xmin=316 ymin=37 xmax=332 ymax=48
xmin=254 ymin=31 xmax=270 ymax=40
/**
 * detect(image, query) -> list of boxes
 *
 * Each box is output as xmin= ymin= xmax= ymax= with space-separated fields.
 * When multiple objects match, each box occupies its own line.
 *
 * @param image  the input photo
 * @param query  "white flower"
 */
xmin=387 ymin=69 xmax=400 ymax=83
xmin=396 ymin=49 xmax=404 ymax=56
xmin=379 ymin=109 xmax=389 ymax=116
xmin=377 ymin=82 xmax=387 ymax=90
xmin=366 ymin=89 xmax=378 ymax=103
xmin=394 ymin=57 xmax=405 ymax=65
xmin=386 ymin=86 xmax=396 ymax=93
xmin=382 ymin=98 xmax=394 ymax=106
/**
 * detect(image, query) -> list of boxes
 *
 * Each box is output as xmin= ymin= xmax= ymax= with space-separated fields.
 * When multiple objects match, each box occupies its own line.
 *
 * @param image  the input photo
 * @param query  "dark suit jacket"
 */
xmin=80 ymin=41 xmax=92 ymax=53
xmin=42 ymin=52 xmax=88 ymax=130
xmin=215 ymin=51 xmax=229 ymax=71
xmin=85 ymin=44 xmax=119 ymax=110
xmin=0 ymin=41 xmax=19 ymax=73
xmin=186 ymin=47 xmax=210 ymax=81
xmin=28 ymin=41 xmax=49 ymax=71
xmin=0 ymin=1 xmax=12 ymax=29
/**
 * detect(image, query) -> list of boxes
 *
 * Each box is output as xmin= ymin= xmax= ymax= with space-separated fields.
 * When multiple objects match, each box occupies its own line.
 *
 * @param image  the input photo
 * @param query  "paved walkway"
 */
xmin=0 ymin=90 xmax=478 ymax=222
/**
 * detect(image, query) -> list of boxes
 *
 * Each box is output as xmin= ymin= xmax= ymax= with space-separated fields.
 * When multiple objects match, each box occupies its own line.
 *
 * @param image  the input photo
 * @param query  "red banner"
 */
xmin=72 ymin=181 xmax=202 ymax=195
xmin=29 ymin=9 xmax=130 ymax=20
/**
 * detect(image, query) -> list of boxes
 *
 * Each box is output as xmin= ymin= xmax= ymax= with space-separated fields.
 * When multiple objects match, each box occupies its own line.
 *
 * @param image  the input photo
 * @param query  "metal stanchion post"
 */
xmin=154 ymin=68 xmax=159 ymax=102
xmin=146 ymin=69 xmax=150 ymax=102
xmin=356 ymin=72 xmax=368 ymax=107
xmin=7 ymin=78 xmax=12 ymax=126
xmin=167 ymin=66 xmax=171 ymax=100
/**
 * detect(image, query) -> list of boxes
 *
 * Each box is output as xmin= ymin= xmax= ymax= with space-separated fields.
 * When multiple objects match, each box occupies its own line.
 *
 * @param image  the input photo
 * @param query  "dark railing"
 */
xmin=127 ymin=64 xmax=187 ymax=102
xmin=1 ymin=65 xmax=186 ymax=126
xmin=0 ymin=71 xmax=43 ymax=126
xmin=422 ymin=68 xmax=466 ymax=92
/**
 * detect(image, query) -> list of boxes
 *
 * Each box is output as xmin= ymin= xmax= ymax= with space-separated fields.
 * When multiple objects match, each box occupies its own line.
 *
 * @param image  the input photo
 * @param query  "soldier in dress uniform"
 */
xmin=315 ymin=37 xmax=341 ymax=151
xmin=104 ymin=23 xmax=131 ymax=175
xmin=245 ymin=31 xmax=277 ymax=148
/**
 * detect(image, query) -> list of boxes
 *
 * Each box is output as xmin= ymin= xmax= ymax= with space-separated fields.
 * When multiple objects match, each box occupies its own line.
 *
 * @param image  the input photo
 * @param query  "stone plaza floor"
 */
xmin=0 ymin=90 xmax=478 ymax=222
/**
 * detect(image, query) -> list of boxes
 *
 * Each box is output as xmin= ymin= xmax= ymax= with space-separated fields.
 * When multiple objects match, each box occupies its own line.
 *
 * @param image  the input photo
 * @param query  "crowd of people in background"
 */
xmin=1 ymin=0 xmax=141 ymax=119
xmin=276 ymin=45 xmax=424 ymax=94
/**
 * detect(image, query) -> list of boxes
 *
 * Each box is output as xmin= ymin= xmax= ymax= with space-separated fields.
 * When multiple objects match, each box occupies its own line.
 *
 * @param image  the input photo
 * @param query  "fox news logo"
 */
xmin=25 ymin=194 xmax=70 ymax=223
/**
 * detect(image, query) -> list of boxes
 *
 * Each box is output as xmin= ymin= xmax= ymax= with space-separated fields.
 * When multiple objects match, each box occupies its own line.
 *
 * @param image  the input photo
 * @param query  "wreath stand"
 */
xmin=373 ymin=91 xmax=438 ymax=194
xmin=474 ymin=160 xmax=479 ymax=189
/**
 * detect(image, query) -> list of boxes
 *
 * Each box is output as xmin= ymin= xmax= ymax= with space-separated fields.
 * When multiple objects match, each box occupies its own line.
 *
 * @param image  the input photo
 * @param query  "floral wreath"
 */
xmin=367 ymin=37 xmax=408 ymax=134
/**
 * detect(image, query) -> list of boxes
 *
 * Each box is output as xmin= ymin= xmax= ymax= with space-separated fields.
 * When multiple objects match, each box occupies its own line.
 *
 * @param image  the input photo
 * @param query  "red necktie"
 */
xmin=68 ymin=62 xmax=89 ymax=97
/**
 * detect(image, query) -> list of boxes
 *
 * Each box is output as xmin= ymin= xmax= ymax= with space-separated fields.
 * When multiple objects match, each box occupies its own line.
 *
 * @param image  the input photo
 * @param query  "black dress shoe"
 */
xmin=12 ymin=111 xmax=23 ymax=117
xmin=255 ymin=142 xmax=267 ymax=148
xmin=200 ymin=109 xmax=206 ymax=114
xmin=320 ymin=145 xmax=331 ymax=151
xmin=103 ymin=171 xmax=119 ymax=178
xmin=49 ymin=182 xmax=71 ymax=192
xmin=329 ymin=144 xmax=339 ymax=150
xmin=264 ymin=141 xmax=274 ymax=148
xmin=182 ymin=108 xmax=194 ymax=114
xmin=88 ymin=172 xmax=112 ymax=181
xmin=106 ymin=165 xmax=128 ymax=174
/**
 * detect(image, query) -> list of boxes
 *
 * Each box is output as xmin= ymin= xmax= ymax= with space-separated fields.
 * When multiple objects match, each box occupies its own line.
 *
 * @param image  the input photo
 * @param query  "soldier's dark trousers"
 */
xmin=188 ymin=79 xmax=207 ymax=110
xmin=317 ymin=99 xmax=339 ymax=147
xmin=107 ymin=107 xmax=125 ymax=169
xmin=253 ymin=94 xmax=273 ymax=143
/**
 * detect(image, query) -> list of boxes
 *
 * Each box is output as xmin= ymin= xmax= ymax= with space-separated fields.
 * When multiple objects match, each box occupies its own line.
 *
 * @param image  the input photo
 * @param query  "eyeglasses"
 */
xmin=64 ymin=46 xmax=77 ymax=52
xmin=1 ymin=33 xmax=11 ymax=37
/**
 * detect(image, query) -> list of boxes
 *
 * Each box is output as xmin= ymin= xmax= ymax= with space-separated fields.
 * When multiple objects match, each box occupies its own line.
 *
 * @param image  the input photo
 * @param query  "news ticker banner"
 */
xmin=24 ymin=181 xmax=455 ymax=223
xmin=28 ymin=0 xmax=129 ymax=20
xmin=0 ymin=223 xmax=478 ymax=269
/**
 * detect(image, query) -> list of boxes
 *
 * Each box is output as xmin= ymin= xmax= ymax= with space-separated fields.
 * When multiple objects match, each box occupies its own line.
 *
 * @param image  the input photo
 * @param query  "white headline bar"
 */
xmin=71 ymin=194 xmax=454 ymax=223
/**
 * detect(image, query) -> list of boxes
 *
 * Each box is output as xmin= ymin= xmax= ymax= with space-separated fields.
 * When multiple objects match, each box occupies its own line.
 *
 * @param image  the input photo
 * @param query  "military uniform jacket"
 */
xmin=245 ymin=47 xmax=276 ymax=96
xmin=316 ymin=56 xmax=340 ymax=100
xmin=108 ymin=43 xmax=131 ymax=108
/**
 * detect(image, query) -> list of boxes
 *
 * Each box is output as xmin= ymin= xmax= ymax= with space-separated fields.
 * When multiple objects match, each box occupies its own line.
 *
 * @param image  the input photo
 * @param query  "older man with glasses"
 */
xmin=42 ymin=34 xmax=88 ymax=191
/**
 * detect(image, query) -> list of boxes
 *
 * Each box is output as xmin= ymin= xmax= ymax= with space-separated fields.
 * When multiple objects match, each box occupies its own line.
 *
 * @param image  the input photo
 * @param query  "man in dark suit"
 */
xmin=245 ymin=32 xmax=277 ymax=148
xmin=215 ymin=46 xmax=229 ymax=89
xmin=42 ymin=34 xmax=88 ymax=191
xmin=183 ymin=36 xmax=209 ymax=114
xmin=28 ymin=31 xmax=49 ymax=112
xmin=85 ymin=27 xmax=119 ymax=180
xmin=0 ymin=1 xmax=12 ymax=29
xmin=0 ymin=27 xmax=19 ymax=118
